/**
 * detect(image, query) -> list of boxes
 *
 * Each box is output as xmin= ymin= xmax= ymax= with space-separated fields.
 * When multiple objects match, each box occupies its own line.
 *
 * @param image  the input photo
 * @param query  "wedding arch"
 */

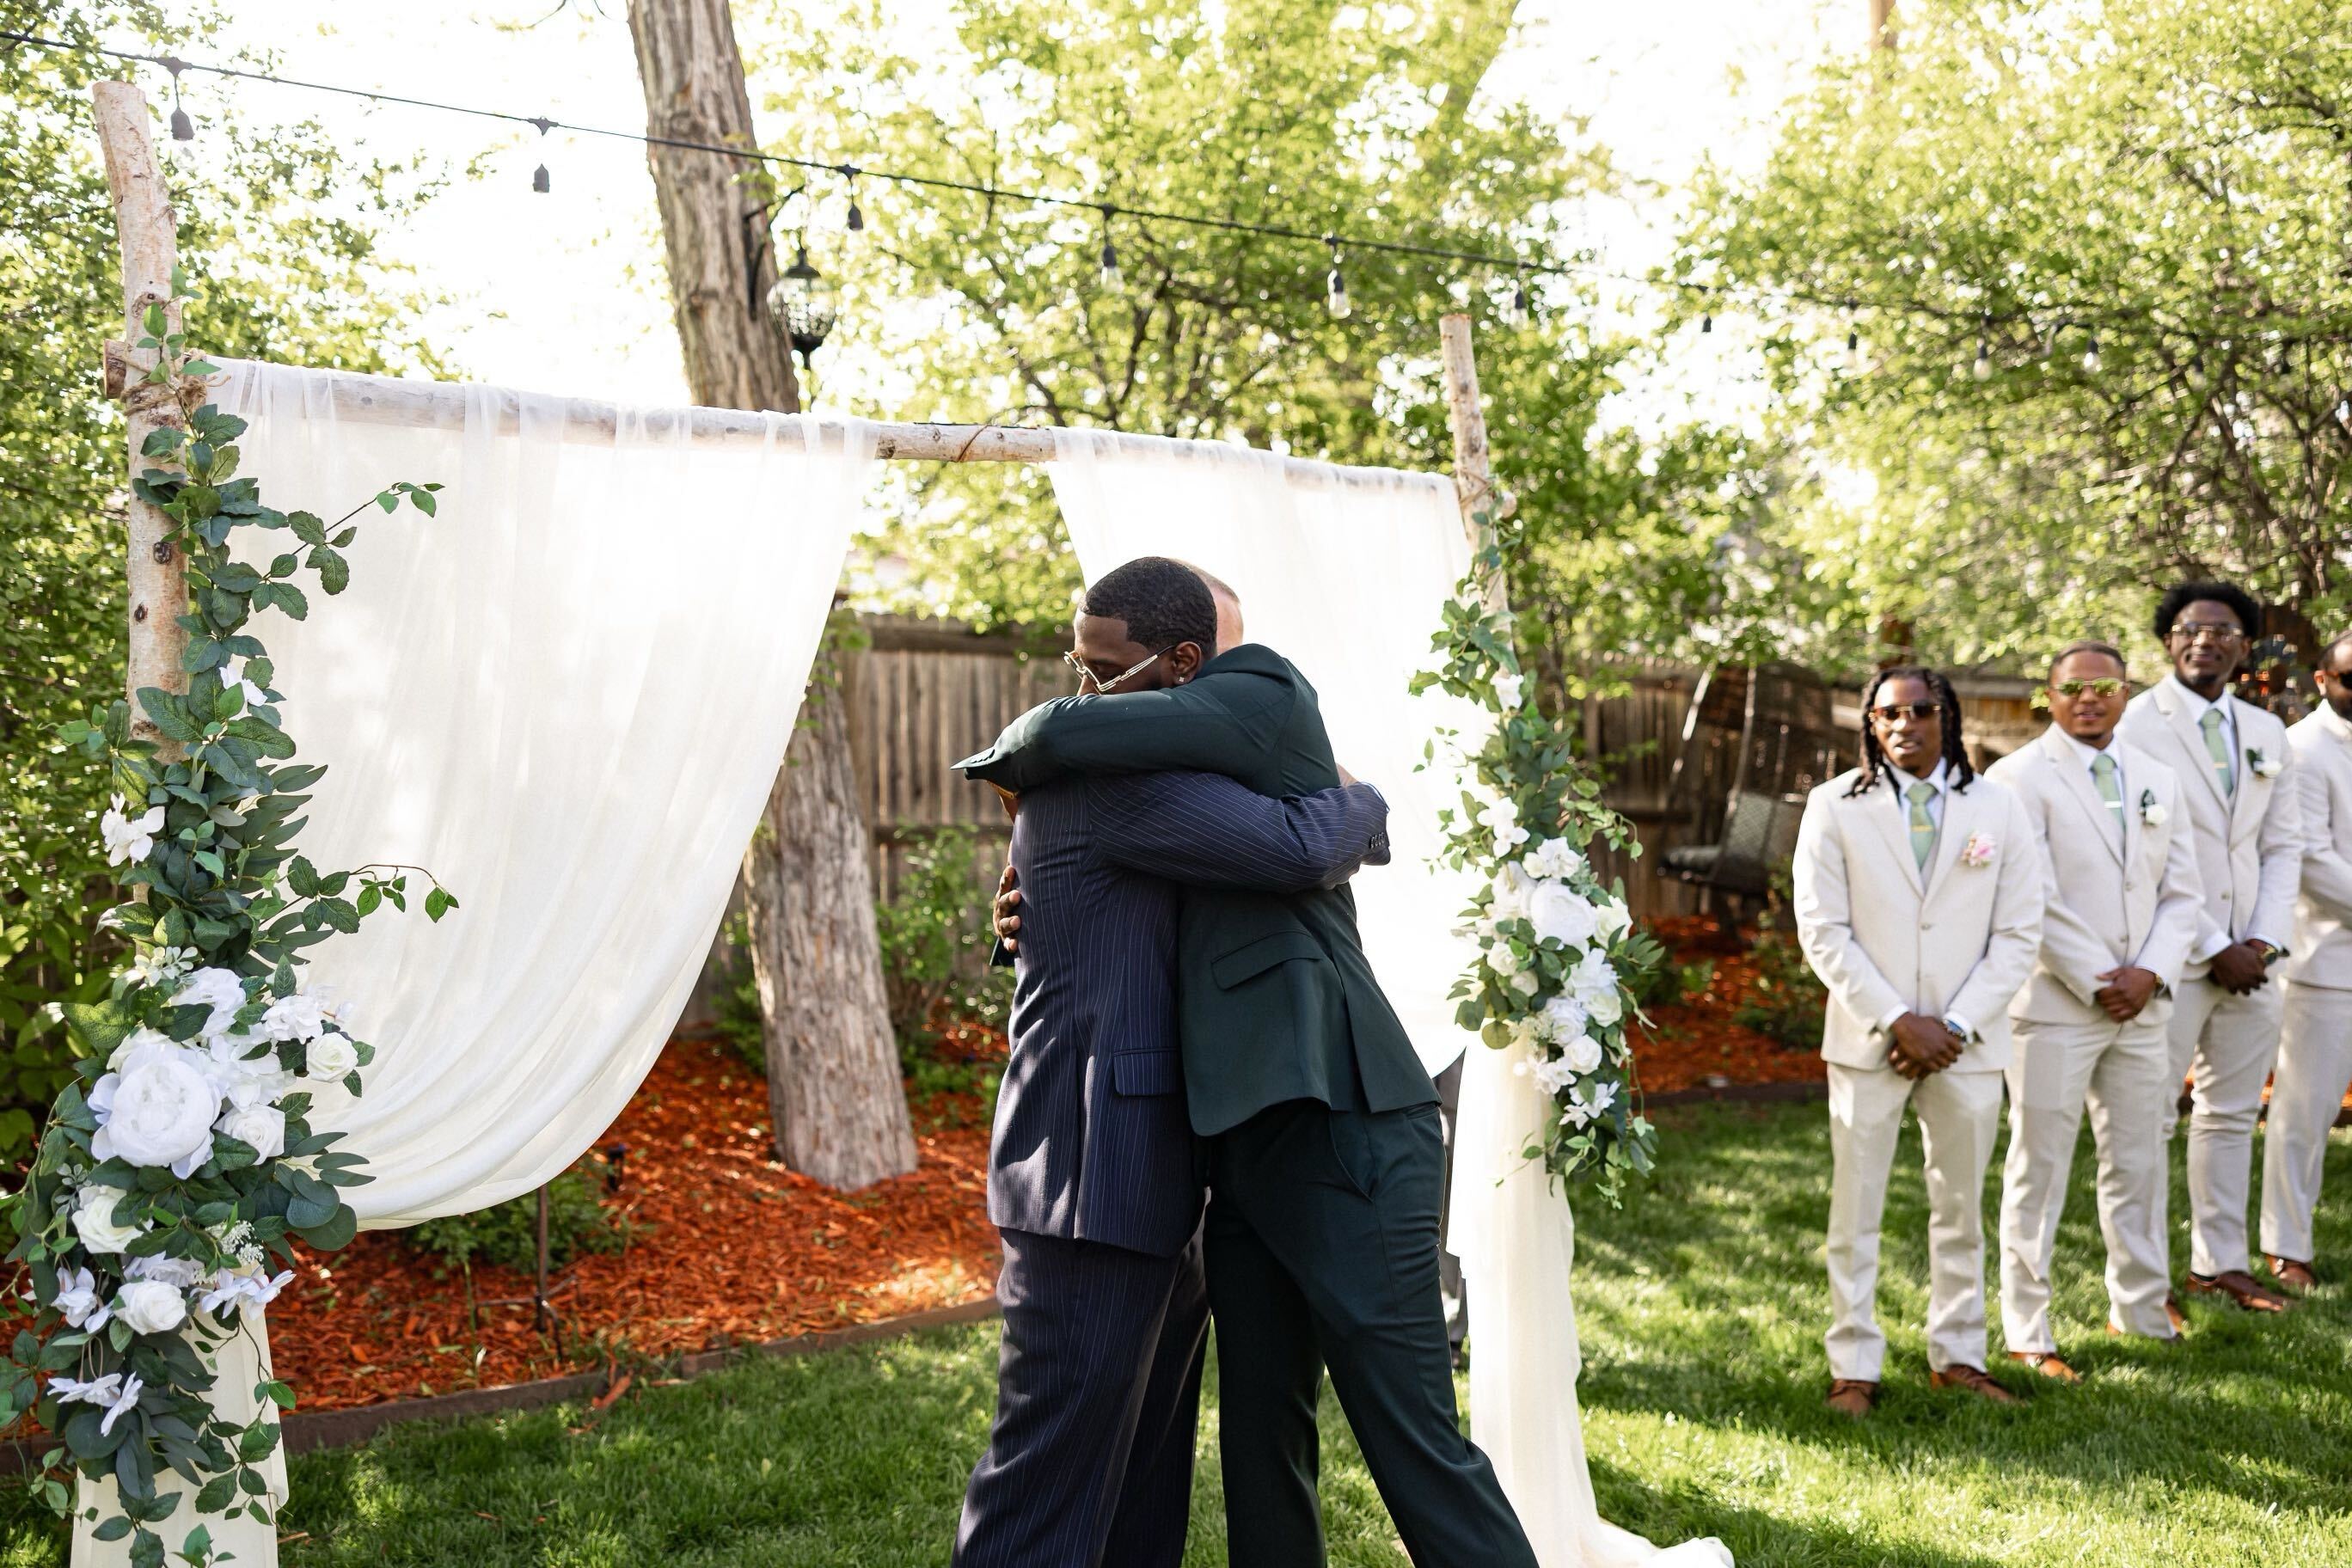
xmin=37 ymin=82 xmax=1699 ymax=1568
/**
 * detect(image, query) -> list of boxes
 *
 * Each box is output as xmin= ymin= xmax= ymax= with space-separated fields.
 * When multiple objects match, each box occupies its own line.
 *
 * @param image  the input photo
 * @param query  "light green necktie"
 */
xmin=1906 ymin=779 xmax=1936 ymax=870
xmin=2200 ymin=707 xmax=2236 ymax=797
xmin=2092 ymin=750 xmax=2125 ymax=841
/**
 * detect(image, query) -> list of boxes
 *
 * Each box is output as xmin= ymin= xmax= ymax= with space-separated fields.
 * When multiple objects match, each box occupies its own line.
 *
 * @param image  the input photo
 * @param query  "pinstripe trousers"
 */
xmin=953 ymin=1227 xmax=1210 ymax=1568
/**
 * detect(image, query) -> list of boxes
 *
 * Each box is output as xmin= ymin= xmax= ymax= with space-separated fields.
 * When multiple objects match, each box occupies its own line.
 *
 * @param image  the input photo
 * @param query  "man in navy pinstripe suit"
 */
xmin=952 ymin=561 xmax=1398 ymax=1568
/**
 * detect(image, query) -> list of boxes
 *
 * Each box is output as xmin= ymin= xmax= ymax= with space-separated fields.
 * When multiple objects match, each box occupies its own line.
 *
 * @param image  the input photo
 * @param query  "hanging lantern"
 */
xmin=1325 ymin=238 xmax=1350 ymax=320
xmin=767 ymin=244 xmax=839 ymax=361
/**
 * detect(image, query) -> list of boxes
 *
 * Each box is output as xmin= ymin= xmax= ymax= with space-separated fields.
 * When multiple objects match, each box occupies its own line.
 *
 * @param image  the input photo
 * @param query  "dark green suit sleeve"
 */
xmin=954 ymin=670 xmax=1293 ymax=791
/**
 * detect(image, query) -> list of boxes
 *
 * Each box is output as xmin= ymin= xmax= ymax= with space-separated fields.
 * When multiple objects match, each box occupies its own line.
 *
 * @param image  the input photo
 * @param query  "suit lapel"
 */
xmin=1921 ymin=779 xmax=1975 ymax=899
xmin=2227 ymin=697 xmax=2264 ymax=840
xmin=2160 ymin=682 xmax=2233 ymax=814
xmin=2041 ymin=726 xmax=2127 ymax=869
xmin=1853 ymin=783 xmax=1925 ymax=897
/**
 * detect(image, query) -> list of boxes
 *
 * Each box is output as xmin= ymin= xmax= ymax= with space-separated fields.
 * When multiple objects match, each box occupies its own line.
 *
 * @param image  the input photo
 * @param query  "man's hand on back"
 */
xmin=1336 ymin=762 xmax=1357 ymax=787
xmin=993 ymin=866 xmax=1022 ymax=954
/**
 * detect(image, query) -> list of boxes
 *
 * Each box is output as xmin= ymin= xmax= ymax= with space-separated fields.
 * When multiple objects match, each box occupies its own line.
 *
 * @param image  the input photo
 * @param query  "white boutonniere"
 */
xmin=2139 ymin=788 xmax=2166 ymax=827
xmin=2246 ymin=748 xmax=2284 ymax=780
xmin=1961 ymin=831 xmax=1998 ymax=868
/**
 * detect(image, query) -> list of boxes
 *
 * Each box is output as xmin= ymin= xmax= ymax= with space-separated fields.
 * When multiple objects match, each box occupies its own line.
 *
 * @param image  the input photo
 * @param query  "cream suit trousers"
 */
xmin=2259 ymin=983 xmax=2352 ymax=1265
xmin=1826 ymin=1062 xmax=2003 ymax=1381
xmin=2159 ymin=973 xmax=2286 ymax=1279
xmin=2000 ymin=1015 xmax=2175 ymax=1348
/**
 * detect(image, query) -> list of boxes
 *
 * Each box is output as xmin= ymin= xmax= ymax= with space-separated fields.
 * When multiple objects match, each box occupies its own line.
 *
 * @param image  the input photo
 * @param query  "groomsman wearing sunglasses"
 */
xmin=1987 ymin=644 xmax=2199 ymax=1374
xmin=1794 ymin=666 xmax=2043 ymax=1416
xmin=2117 ymin=582 xmax=2304 ymax=1314
xmin=2258 ymin=631 xmax=2352 ymax=1295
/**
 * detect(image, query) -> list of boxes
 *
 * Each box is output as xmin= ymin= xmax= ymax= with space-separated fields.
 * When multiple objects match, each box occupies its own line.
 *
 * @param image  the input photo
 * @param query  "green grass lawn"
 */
xmin=5 ymin=1100 xmax=2349 ymax=1566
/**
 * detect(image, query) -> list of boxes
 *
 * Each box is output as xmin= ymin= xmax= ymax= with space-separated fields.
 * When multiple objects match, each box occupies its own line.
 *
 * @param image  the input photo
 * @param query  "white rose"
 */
xmin=304 ymin=1033 xmax=359 ymax=1082
xmin=1528 ymin=882 xmax=1601 ymax=950
xmin=1530 ymin=1057 xmax=1578 ymax=1095
xmin=204 ymin=1035 xmax=293 ymax=1111
xmin=260 ymin=989 xmax=340 ymax=1043
xmin=70 ymin=1186 xmax=144 ymax=1255
xmin=1583 ymin=985 xmax=1624 ymax=1027
xmin=1510 ymin=970 xmax=1540 ymax=996
xmin=113 ymin=1279 xmax=187 ymax=1336
xmin=1591 ymin=896 xmax=1633 ymax=947
xmin=1487 ymin=943 xmax=1522 ymax=978
xmin=1492 ymin=671 xmax=1524 ymax=710
xmin=100 ymin=794 xmax=165 ymax=867
xmin=1541 ymin=995 xmax=1589 ymax=1042
xmin=1522 ymin=837 xmax=1586 ymax=882
xmin=1561 ymin=1033 xmax=1605 ymax=1074
xmin=214 ymin=1103 xmax=286 ymax=1162
xmin=1488 ymin=862 xmax=1534 ymax=923
xmin=169 ymin=967 xmax=251 ymax=1041
xmin=89 ymin=1042 xmax=219 ymax=1176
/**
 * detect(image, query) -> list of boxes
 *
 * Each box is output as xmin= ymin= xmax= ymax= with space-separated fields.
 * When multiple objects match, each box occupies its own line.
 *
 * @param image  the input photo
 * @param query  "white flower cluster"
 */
xmin=99 ymin=794 xmax=164 ymax=867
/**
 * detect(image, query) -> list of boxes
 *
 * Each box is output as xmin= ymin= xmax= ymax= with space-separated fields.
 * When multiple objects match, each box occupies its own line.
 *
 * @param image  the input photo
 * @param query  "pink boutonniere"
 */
xmin=1961 ymin=832 xmax=1998 ymax=868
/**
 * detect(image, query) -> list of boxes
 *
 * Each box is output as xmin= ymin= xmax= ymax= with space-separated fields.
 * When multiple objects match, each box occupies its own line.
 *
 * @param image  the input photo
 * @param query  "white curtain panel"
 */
xmin=208 ymin=361 xmax=874 ymax=1225
xmin=1049 ymin=427 xmax=1483 ymax=1075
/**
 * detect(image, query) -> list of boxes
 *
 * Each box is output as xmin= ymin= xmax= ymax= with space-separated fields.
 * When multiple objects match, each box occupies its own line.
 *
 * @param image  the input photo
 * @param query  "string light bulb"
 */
xmin=1501 ymin=267 xmax=1528 ymax=328
xmin=1325 ymin=238 xmax=1350 ymax=320
xmin=530 ymin=116 xmax=552 ymax=194
xmin=841 ymin=165 xmax=864 ymax=233
xmin=164 ymin=56 xmax=193 ymax=141
xmin=2083 ymin=334 xmax=2102 ymax=374
xmin=1098 ymin=207 xmax=1122 ymax=294
xmin=1972 ymin=318 xmax=1992 ymax=381
xmin=1699 ymin=286 xmax=1712 ymax=334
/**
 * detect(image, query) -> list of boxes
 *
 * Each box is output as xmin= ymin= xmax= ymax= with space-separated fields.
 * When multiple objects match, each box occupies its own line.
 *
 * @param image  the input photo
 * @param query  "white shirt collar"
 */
xmin=2165 ymin=672 xmax=2234 ymax=725
xmin=2051 ymin=726 xmax=2122 ymax=777
xmin=1883 ymin=756 xmax=1950 ymax=799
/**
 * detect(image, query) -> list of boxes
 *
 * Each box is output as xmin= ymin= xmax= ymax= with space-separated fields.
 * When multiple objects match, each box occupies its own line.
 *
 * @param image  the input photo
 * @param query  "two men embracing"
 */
xmin=947 ymin=557 xmax=1535 ymax=1567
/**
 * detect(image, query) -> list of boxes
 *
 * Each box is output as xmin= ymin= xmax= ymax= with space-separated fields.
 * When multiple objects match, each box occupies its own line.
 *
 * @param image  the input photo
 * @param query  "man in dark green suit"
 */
xmin=958 ymin=558 xmax=1534 ymax=1568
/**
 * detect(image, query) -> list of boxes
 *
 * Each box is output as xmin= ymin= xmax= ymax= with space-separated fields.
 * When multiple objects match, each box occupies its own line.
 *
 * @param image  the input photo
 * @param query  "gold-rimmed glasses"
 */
xmin=1063 ymin=646 xmax=1174 ymax=695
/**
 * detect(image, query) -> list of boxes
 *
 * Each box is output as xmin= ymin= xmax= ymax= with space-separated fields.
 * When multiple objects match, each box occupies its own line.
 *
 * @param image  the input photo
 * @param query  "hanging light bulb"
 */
xmin=1098 ymin=207 xmax=1122 ymax=294
xmin=164 ymin=58 xmax=194 ymax=142
xmin=1500 ymin=267 xmax=1528 ymax=328
xmin=530 ymin=116 xmax=553 ymax=194
xmin=1847 ymin=325 xmax=1860 ymax=358
xmin=1700 ymin=287 xmax=1712 ymax=334
xmin=841 ymin=165 xmax=864 ymax=233
xmin=1972 ymin=317 xmax=1992 ymax=381
xmin=1325 ymin=238 xmax=1350 ymax=320
xmin=2082 ymin=334 xmax=2102 ymax=374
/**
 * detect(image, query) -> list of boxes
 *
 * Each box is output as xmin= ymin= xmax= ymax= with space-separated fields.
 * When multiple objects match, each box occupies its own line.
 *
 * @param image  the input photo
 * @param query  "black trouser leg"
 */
xmin=1206 ymin=1188 xmax=1328 ymax=1568
xmin=1102 ymin=1230 xmax=1211 ymax=1568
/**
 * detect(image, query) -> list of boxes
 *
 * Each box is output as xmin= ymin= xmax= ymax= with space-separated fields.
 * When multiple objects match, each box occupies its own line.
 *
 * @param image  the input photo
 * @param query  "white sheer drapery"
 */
xmin=1050 ymin=427 xmax=1483 ymax=1077
xmin=74 ymin=363 xmax=874 ymax=1566
xmin=1049 ymin=428 xmax=1730 ymax=1568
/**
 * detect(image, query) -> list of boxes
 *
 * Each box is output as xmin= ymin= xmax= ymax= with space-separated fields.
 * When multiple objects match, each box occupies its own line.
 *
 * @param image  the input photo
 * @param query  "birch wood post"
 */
xmin=92 ymin=81 xmax=189 ymax=756
xmin=629 ymin=0 xmax=916 ymax=1188
xmin=1438 ymin=312 xmax=1510 ymax=614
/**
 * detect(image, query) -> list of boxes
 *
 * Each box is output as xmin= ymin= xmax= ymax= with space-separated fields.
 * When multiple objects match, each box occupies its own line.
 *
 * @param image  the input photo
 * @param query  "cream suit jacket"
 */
xmin=2283 ymin=704 xmax=2352 ymax=991
xmin=2117 ymin=679 xmax=2301 ymax=968
xmin=1984 ymin=726 xmax=2202 ymax=1027
xmin=1792 ymin=767 xmax=2045 ymax=1073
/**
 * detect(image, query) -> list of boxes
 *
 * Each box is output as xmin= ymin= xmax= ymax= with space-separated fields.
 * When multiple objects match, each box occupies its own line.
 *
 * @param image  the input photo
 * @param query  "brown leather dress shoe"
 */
xmin=1825 ymin=1378 xmax=1879 ymax=1418
xmin=2266 ymin=1255 xmax=2318 ymax=1295
xmin=2184 ymin=1270 xmax=2289 ymax=1313
xmin=2007 ymin=1351 xmax=2082 ymax=1383
xmin=1929 ymin=1364 xmax=2020 ymax=1403
xmin=2165 ymin=1292 xmax=2189 ymax=1334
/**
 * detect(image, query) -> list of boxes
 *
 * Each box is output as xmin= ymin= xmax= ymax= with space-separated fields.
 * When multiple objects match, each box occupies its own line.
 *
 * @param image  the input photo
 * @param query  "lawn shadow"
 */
xmin=1586 ymin=1456 xmax=2015 ymax=1568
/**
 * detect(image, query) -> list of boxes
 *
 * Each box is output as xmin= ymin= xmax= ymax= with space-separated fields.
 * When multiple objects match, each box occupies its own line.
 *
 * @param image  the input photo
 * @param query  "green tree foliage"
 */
xmin=1684 ymin=0 xmax=2352 ymax=668
xmin=744 ymin=0 xmax=1760 ymax=677
xmin=1 ymin=1 xmax=445 ymax=1153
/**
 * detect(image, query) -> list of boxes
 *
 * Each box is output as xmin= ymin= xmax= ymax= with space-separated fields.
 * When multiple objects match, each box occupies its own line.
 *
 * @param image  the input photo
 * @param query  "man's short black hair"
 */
xmin=2153 ymin=581 xmax=2262 ymax=642
xmin=2049 ymin=640 xmax=2128 ymax=680
xmin=1079 ymin=556 xmax=1218 ymax=656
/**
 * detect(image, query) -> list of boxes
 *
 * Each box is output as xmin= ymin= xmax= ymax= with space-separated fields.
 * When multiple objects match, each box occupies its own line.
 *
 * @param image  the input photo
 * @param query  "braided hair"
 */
xmin=1847 ymin=665 xmax=1976 ymax=797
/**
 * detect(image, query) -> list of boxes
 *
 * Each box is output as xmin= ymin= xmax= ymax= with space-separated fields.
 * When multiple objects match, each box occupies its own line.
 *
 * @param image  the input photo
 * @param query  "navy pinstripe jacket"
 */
xmin=988 ymin=772 xmax=1390 ymax=1258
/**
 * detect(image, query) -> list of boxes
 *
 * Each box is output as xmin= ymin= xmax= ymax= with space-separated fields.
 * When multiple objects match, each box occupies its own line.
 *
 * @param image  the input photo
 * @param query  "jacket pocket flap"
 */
xmin=1112 ymin=1050 xmax=1183 ymax=1096
xmin=1210 ymin=930 xmax=1327 ymax=989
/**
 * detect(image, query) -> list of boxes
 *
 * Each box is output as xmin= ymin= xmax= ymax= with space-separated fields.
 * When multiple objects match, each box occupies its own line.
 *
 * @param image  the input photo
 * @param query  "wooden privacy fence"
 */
xmin=840 ymin=617 xmax=2049 ymax=926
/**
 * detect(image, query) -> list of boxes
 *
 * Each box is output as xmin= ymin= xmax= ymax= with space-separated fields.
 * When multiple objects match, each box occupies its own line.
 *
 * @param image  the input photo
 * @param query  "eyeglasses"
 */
xmin=1064 ymin=646 xmax=1174 ymax=695
xmin=1868 ymin=701 xmax=1943 ymax=725
xmin=2052 ymin=677 xmax=2128 ymax=699
xmin=2169 ymin=622 xmax=2245 ymax=646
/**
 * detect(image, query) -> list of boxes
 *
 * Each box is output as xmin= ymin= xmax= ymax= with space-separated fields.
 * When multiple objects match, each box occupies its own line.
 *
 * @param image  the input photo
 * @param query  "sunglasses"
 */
xmin=2052 ymin=677 xmax=2128 ymax=699
xmin=1868 ymin=701 xmax=1942 ymax=724
xmin=1063 ymin=646 xmax=1174 ymax=695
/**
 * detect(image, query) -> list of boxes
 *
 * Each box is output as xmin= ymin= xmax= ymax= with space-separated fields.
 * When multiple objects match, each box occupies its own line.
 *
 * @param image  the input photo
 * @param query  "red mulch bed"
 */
xmin=268 ymin=1025 xmax=1005 ymax=1412
xmin=1630 ymin=916 xmax=1827 ymax=1097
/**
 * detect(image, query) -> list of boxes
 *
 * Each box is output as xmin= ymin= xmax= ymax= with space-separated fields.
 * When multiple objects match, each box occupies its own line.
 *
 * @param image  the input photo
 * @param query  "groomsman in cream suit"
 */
xmin=1987 ymin=643 xmax=2200 ymax=1375
xmin=2259 ymin=631 xmax=2352 ymax=1295
xmin=2118 ymin=582 xmax=2303 ymax=1314
xmin=1795 ymin=665 xmax=2044 ymax=1416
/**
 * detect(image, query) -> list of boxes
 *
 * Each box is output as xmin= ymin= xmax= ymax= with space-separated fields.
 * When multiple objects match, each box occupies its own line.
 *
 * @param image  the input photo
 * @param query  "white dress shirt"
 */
xmin=2167 ymin=673 xmax=2238 ymax=781
xmin=2050 ymin=727 xmax=2128 ymax=842
xmin=1874 ymin=757 xmax=1975 ymax=1040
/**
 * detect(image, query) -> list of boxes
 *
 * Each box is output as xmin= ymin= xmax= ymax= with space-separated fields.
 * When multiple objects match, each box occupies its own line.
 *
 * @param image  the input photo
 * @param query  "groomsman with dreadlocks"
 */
xmin=1794 ymin=666 xmax=2043 ymax=1417
xmin=1987 ymin=642 xmax=2199 ymax=1375
xmin=2117 ymin=582 xmax=2304 ymax=1315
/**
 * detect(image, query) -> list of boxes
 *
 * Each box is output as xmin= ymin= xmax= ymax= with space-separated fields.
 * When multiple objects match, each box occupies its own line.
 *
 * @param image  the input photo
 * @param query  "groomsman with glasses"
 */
xmin=2118 ymin=582 xmax=2305 ymax=1315
xmin=1794 ymin=666 xmax=2043 ymax=1416
xmin=1988 ymin=644 xmax=2200 ymax=1375
xmin=2258 ymin=631 xmax=2352 ymax=1295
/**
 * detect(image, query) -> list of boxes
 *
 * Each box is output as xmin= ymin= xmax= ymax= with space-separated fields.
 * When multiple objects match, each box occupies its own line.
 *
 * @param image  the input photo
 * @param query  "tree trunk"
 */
xmin=628 ymin=0 xmax=916 ymax=1188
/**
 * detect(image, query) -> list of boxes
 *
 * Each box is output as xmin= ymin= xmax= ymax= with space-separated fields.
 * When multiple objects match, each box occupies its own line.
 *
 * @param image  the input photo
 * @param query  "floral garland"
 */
xmin=0 ymin=281 xmax=448 ymax=1565
xmin=1414 ymin=512 xmax=1661 ymax=1202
